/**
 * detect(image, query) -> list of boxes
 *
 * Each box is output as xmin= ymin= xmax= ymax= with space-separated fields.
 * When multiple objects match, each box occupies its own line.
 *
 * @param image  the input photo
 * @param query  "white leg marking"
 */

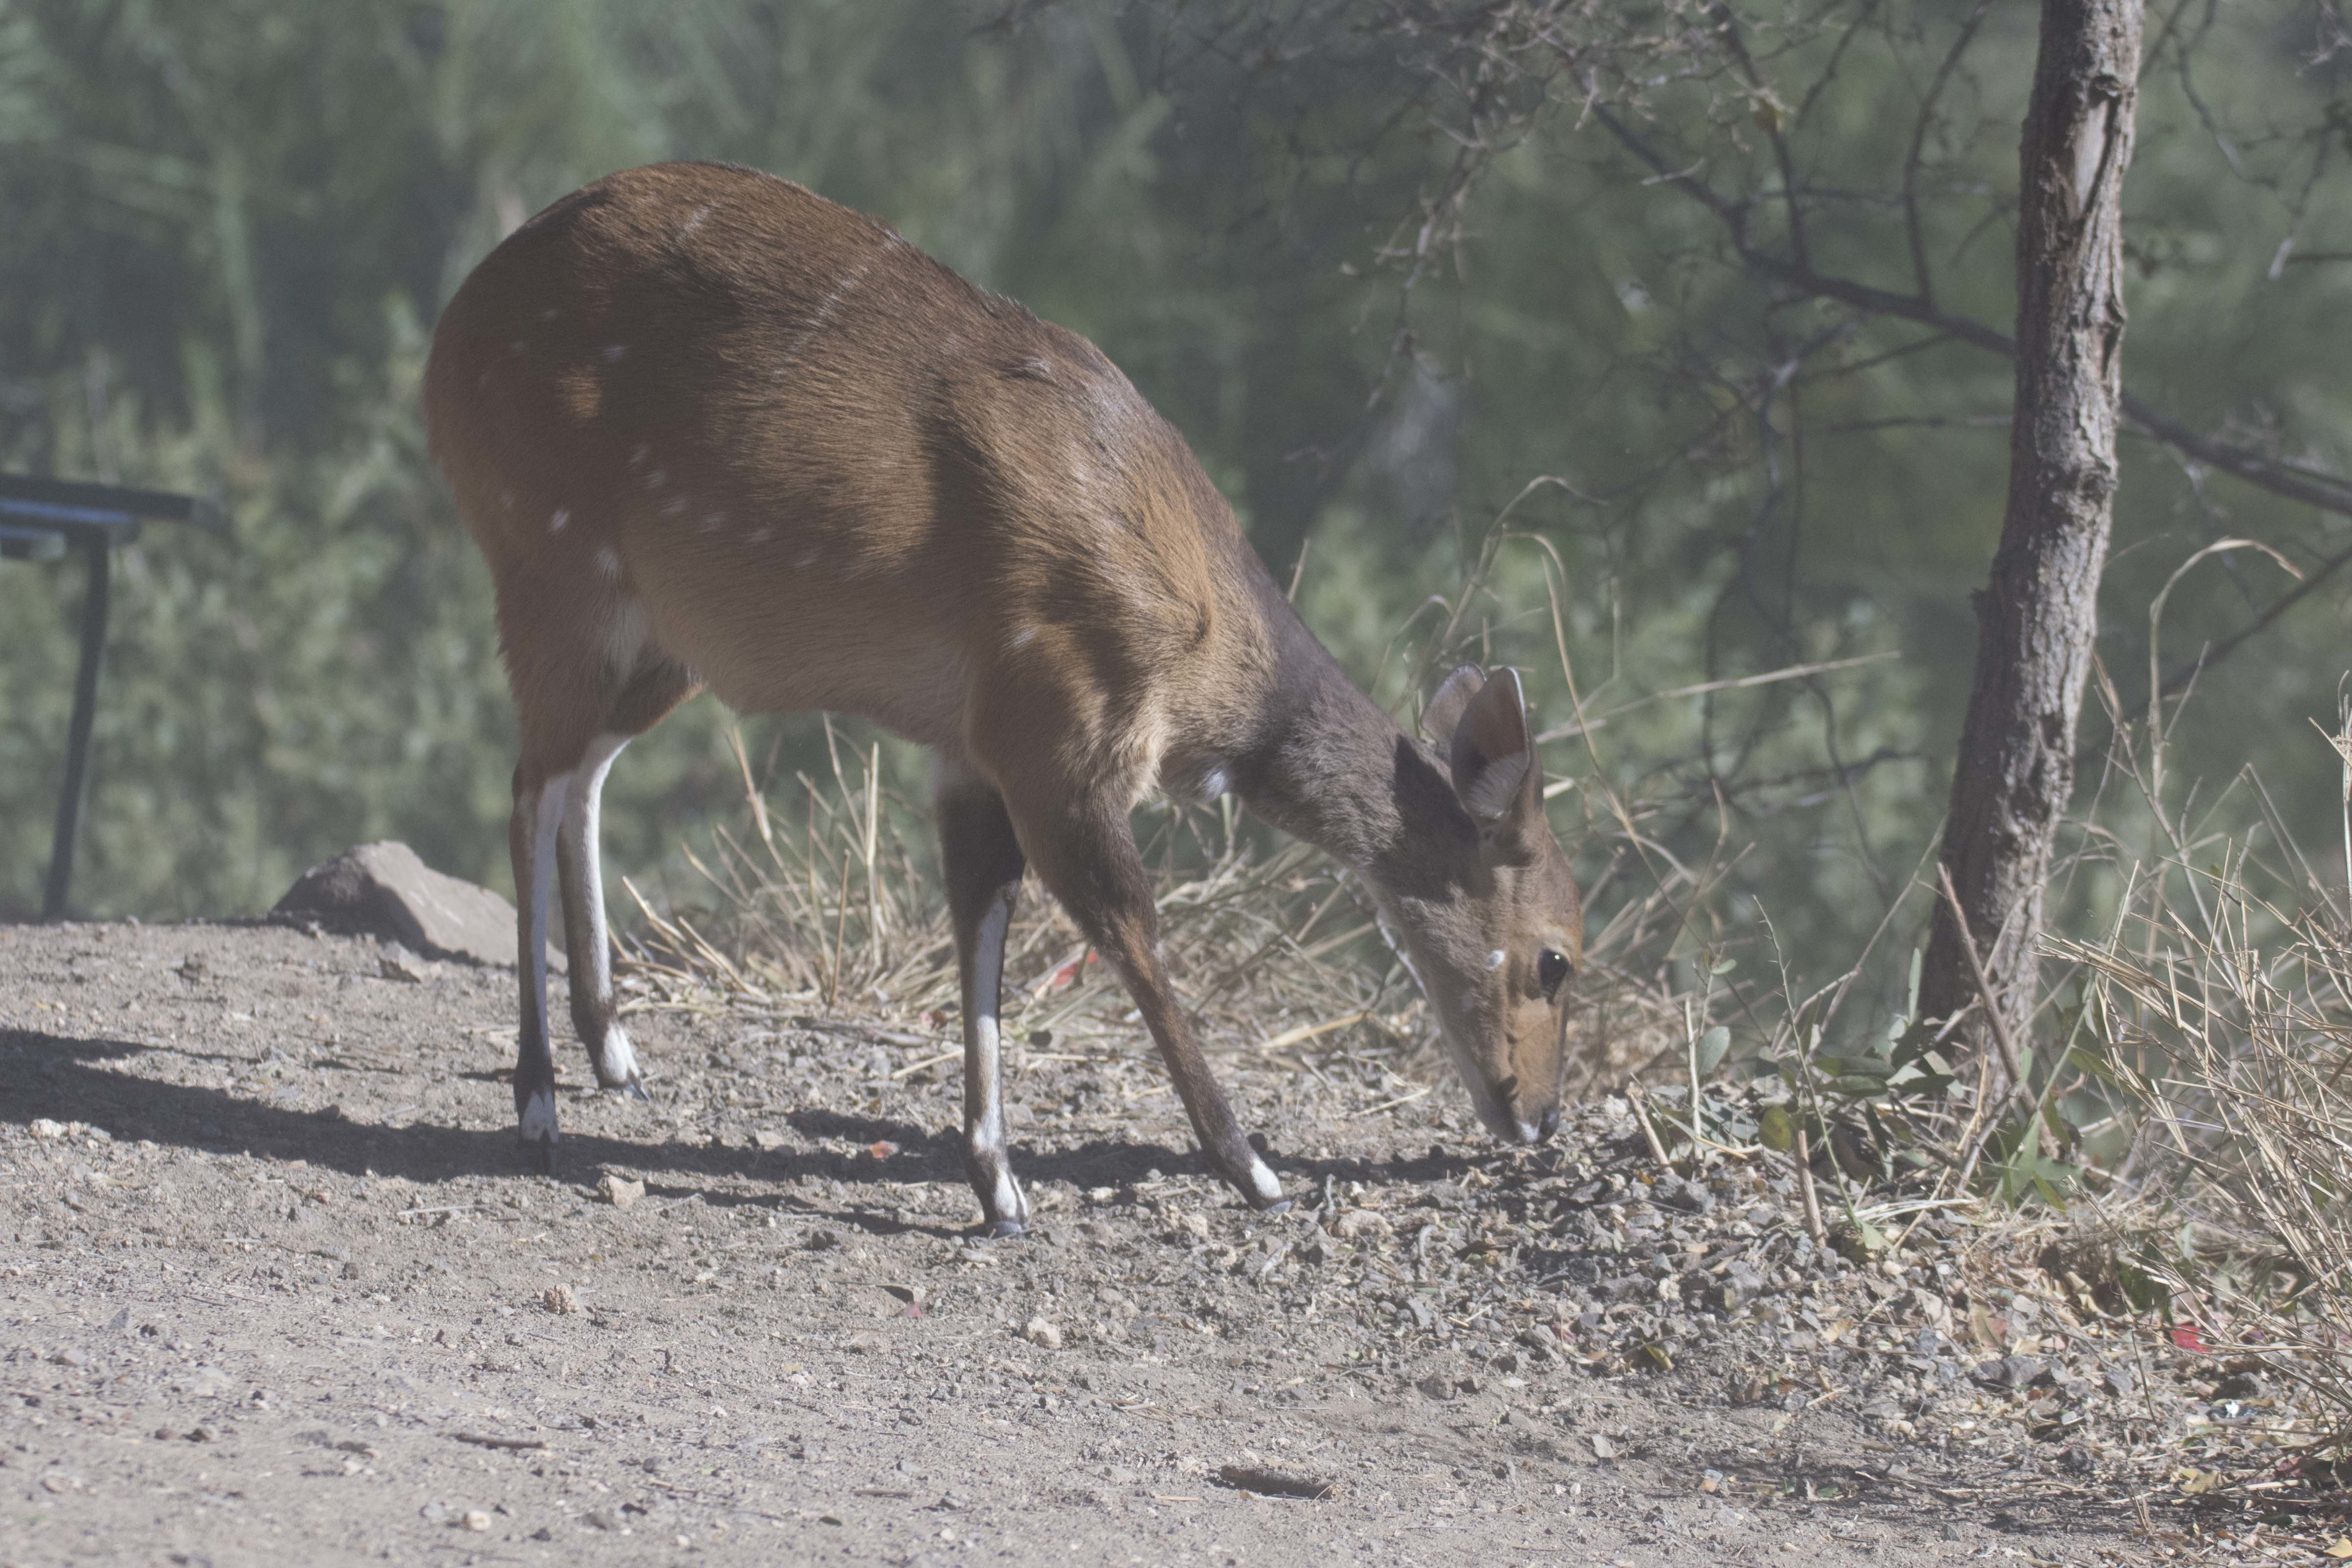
xmin=965 ymin=896 xmax=1024 ymax=1221
xmin=519 ymin=1089 xmax=558 ymax=1144
xmin=1244 ymin=1155 xmax=1284 ymax=1207
xmin=561 ymin=734 xmax=637 ymax=1087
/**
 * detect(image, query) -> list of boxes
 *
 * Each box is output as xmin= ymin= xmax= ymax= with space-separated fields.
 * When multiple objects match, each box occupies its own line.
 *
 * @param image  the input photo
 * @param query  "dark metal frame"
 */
xmin=1 ymin=475 xmax=226 ymax=919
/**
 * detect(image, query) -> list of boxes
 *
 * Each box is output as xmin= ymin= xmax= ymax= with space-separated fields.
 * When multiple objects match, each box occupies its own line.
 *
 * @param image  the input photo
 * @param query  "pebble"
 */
xmin=543 ymin=1284 xmax=580 ymax=1314
xmin=1023 ymin=1317 xmax=1063 ymax=1350
xmin=598 ymin=1175 xmax=644 ymax=1209
xmin=462 ymin=1509 xmax=490 ymax=1532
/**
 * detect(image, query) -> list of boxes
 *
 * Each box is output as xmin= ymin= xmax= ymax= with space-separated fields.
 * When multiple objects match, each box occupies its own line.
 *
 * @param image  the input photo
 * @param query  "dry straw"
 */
xmin=614 ymin=522 xmax=1734 ymax=1099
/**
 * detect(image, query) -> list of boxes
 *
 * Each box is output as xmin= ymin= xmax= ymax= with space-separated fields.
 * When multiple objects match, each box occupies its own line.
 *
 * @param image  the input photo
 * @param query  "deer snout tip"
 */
xmin=1513 ymin=1105 xmax=1562 ymax=1146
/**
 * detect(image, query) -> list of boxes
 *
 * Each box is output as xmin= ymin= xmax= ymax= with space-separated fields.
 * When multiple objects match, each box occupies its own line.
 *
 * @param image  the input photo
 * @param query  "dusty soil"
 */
xmin=2 ymin=919 xmax=2163 ymax=1565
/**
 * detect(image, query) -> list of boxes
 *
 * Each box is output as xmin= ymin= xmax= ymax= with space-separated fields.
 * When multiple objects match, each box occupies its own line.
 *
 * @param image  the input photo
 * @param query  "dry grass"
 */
xmin=2040 ymin=690 xmax=2352 ymax=1455
xmin=611 ymin=525 xmax=1723 ymax=1100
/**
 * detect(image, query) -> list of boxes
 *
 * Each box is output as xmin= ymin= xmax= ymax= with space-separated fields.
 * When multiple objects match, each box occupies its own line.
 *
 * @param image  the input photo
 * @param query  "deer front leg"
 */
xmin=936 ymin=759 xmax=1031 ymax=1235
xmin=1003 ymin=787 xmax=1285 ymax=1212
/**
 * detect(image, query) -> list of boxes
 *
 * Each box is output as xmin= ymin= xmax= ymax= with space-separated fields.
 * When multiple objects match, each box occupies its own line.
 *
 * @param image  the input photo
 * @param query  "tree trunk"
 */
xmin=1918 ymin=0 xmax=2141 ymax=1055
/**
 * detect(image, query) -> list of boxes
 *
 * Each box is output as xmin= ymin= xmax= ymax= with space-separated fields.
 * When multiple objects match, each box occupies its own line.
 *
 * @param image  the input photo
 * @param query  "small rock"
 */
xmin=543 ymin=1284 xmax=580 ymax=1315
xmin=1656 ymin=1175 xmax=1715 ymax=1214
xmin=1024 ymin=1317 xmax=1064 ymax=1350
xmin=1978 ymin=1355 xmax=2046 ymax=1391
xmin=272 ymin=840 xmax=563 ymax=971
xmin=1721 ymin=1263 xmax=1766 ymax=1312
xmin=31 ymin=1118 xmax=70 ymax=1140
xmin=751 ymin=1129 xmax=786 ymax=1152
xmin=1216 ymin=1464 xmax=1337 ymax=1499
xmin=1590 ymin=1432 xmax=1618 ymax=1461
xmin=597 ymin=1175 xmax=644 ymax=1210
xmin=1334 ymin=1209 xmax=1390 ymax=1241
xmin=378 ymin=945 xmax=425 ymax=982
xmin=1414 ymin=1373 xmax=1453 ymax=1401
xmin=462 ymin=1508 xmax=491 ymax=1531
xmin=1169 ymin=1211 xmax=1210 ymax=1243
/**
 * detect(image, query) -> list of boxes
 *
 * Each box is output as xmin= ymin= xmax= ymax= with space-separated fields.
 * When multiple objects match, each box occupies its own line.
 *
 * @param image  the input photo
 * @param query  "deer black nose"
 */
xmin=1535 ymin=1105 xmax=1561 ymax=1142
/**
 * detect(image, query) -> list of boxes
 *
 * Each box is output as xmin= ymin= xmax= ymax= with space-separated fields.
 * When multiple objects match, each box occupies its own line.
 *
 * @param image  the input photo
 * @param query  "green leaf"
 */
xmin=1758 ymin=1104 xmax=1796 ymax=1152
xmin=1709 ymin=958 xmax=1738 ymax=976
xmin=1694 ymin=1025 xmax=1732 ymax=1078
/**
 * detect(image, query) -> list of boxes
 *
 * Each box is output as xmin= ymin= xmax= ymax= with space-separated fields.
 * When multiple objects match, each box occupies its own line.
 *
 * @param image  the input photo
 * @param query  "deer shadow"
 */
xmin=2 ymin=1026 xmax=1472 ymax=1228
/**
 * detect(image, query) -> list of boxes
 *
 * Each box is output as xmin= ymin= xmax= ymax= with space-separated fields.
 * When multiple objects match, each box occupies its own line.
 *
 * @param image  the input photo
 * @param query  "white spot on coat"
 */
xmin=794 ymin=549 xmax=820 ymax=570
xmin=646 ymin=469 xmax=666 ymax=490
xmin=593 ymin=547 xmax=620 ymax=579
xmin=509 ymin=339 xmax=528 ymax=356
xmin=679 ymin=204 xmax=710 ymax=238
xmin=629 ymin=444 xmax=649 ymax=467
xmin=603 ymin=344 xmax=628 ymax=362
xmin=1485 ymin=949 xmax=1507 ymax=971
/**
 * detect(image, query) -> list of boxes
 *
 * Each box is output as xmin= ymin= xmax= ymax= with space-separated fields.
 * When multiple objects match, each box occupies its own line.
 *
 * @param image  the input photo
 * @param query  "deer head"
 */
xmin=1370 ymin=665 xmax=1584 ymax=1144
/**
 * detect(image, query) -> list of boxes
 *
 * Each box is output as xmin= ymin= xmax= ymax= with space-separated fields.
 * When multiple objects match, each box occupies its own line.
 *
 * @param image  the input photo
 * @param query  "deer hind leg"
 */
xmin=557 ymin=656 xmax=699 ymax=1094
xmin=989 ymin=768 xmax=1285 ymax=1212
xmin=934 ymin=755 xmax=1030 ymax=1236
xmin=511 ymin=761 xmax=573 ymax=1172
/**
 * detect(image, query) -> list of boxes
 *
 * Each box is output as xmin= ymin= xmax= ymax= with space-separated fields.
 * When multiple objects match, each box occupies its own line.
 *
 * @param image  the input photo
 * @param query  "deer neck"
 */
xmin=1231 ymin=593 xmax=1470 ymax=897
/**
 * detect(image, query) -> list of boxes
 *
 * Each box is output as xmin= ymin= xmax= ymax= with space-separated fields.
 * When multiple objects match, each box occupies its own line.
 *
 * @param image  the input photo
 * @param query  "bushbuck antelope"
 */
xmin=423 ymin=162 xmax=1583 ymax=1231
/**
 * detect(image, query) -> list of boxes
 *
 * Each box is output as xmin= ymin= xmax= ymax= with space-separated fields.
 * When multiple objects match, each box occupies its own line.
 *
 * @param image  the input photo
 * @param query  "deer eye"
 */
xmin=1538 ymin=948 xmax=1571 ymax=1000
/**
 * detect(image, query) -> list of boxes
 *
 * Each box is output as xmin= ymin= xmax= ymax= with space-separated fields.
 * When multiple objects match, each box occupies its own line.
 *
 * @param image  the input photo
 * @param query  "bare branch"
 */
xmin=1902 ymin=2 xmax=1990 ymax=306
xmin=1589 ymin=102 xmax=2352 ymax=526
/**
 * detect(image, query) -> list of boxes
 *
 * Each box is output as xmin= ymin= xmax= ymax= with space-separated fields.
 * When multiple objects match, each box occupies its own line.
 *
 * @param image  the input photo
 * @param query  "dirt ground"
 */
xmin=2 ymin=919 xmax=2158 ymax=1566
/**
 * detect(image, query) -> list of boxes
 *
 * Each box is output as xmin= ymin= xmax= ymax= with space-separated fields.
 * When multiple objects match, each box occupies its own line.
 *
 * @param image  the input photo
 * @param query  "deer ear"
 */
xmin=1447 ymin=666 xmax=1536 ymax=828
xmin=1420 ymin=664 xmax=1486 ymax=746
